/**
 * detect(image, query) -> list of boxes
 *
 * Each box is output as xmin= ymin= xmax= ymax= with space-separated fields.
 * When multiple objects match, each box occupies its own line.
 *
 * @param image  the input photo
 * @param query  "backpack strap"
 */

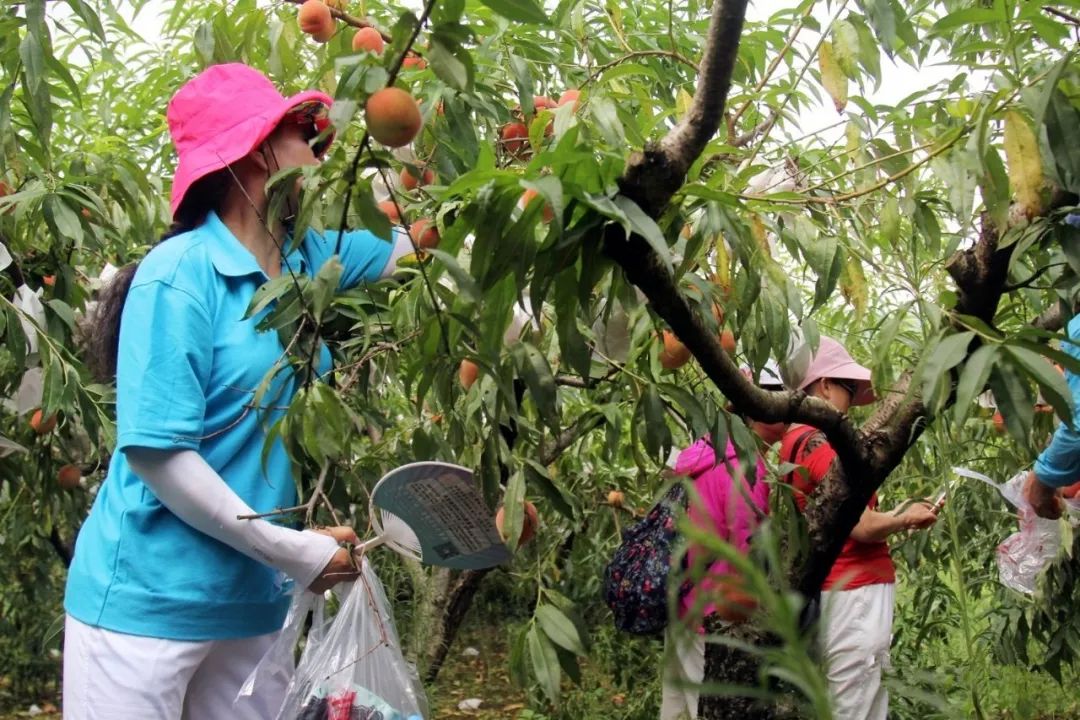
xmin=782 ymin=426 xmax=820 ymax=484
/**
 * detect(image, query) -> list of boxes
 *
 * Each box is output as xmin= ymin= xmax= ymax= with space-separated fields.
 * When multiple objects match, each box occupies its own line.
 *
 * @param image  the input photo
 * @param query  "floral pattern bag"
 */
xmin=603 ymin=482 xmax=690 ymax=636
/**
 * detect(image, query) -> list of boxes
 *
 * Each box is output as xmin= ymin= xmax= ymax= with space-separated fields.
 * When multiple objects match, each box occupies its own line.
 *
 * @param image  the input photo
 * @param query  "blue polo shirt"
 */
xmin=1035 ymin=313 xmax=1080 ymax=487
xmin=65 ymin=211 xmax=392 ymax=640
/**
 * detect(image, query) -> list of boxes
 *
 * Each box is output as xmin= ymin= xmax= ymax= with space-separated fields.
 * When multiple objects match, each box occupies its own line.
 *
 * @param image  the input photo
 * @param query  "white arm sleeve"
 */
xmin=126 ymin=447 xmax=340 ymax=591
xmin=378 ymin=228 xmax=422 ymax=279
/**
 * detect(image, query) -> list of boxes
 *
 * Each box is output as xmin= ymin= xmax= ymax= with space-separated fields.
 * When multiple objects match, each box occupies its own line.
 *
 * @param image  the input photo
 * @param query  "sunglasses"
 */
xmin=832 ymin=379 xmax=859 ymax=398
xmin=282 ymin=101 xmax=334 ymax=158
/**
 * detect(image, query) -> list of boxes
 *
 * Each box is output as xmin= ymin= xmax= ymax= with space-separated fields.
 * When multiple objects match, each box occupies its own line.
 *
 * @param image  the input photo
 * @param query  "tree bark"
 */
xmin=49 ymin=527 xmax=73 ymax=568
xmin=421 ymin=567 xmax=492 ymax=684
xmin=698 ymin=619 xmax=776 ymax=720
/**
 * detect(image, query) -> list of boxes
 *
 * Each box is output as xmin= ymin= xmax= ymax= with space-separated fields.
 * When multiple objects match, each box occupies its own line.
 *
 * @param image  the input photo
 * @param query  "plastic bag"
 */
xmin=954 ymin=468 xmax=1079 ymax=595
xmin=278 ymin=558 xmax=428 ymax=720
xmin=995 ymin=472 xmax=1063 ymax=594
xmin=235 ymin=588 xmax=330 ymax=712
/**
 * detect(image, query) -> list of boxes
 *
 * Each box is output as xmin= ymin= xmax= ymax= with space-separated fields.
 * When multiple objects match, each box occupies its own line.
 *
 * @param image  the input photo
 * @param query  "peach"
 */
xmin=352 ymin=27 xmax=384 ymax=54
xmin=365 ymin=87 xmax=423 ymax=147
xmin=297 ymin=0 xmax=335 ymax=42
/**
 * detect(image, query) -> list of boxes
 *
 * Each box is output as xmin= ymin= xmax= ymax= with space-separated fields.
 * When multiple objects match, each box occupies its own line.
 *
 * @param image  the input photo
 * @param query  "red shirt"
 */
xmin=780 ymin=425 xmax=895 ymax=591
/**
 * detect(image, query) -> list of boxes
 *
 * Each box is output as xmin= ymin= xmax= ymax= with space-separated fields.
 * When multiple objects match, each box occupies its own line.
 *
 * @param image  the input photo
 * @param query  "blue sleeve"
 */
xmin=115 ymin=280 xmax=213 ymax=452
xmin=1034 ymin=313 xmax=1080 ymax=487
xmin=304 ymin=228 xmax=393 ymax=290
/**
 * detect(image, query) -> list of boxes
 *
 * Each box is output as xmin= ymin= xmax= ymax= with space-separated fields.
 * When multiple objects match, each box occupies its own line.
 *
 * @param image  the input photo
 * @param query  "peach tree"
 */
xmin=0 ymin=0 xmax=1078 ymax=716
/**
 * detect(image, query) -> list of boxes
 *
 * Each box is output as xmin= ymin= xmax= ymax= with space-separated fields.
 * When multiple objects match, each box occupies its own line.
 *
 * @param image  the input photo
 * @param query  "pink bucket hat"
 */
xmin=167 ymin=63 xmax=334 ymax=217
xmin=791 ymin=336 xmax=876 ymax=406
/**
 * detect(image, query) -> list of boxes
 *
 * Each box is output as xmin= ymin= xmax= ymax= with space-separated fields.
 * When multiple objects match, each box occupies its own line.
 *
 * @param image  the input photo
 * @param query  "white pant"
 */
xmin=820 ymin=583 xmax=895 ymax=720
xmin=660 ymin=626 xmax=705 ymax=720
xmin=62 ymin=614 xmax=286 ymax=720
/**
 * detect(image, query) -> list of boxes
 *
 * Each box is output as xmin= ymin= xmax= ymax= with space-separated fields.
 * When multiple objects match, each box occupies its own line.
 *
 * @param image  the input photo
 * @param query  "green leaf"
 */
xmin=479 ymin=0 xmax=549 ymax=24
xmin=589 ymin=96 xmax=624 ymax=146
xmin=40 ymin=351 xmax=64 ymax=417
xmin=501 ymin=470 xmax=526 ymax=551
xmin=246 ymin=275 xmax=295 ymax=320
xmin=553 ymin=644 xmax=582 ymax=685
xmin=953 ymin=344 xmax=997 ymax=426
xmin=1006 ymin=345 xmax=1074 ymax=422
xmin=19 ymin=25 xmax=46 ymax=97
xmin=832 ymin=19 xmax=861 ymax=78
xmin=553 ymin=271 xmax=591 ymax=380
xmin=1043 ymin=89 xmax=1080 ymax=195
xmin=43 ymin=195 xmax=83 ymax=245
xmin=353 ymin=184 xmax=393 ymax=242
xmin=427 ymin=249 xmax=481 ymax=302
xmin=988 ymin=363 xmax=1034 ymax=441
xmin=932 ymin=6 xmax=1003 ymax=34
xmin=428 ymin=37 xmax=472 ymax=91
xmin=509 ymin=625 xmax=529 ymax=687
xmin=46 ymin=299 xmax=75 ymax=332
xmin=64 ymin=0 xmax=106 ymax=41
xmin=1028 ymin=54 xmax=1072 ymax=130
xmin=921 ymin=331 xmax=975 ymax=403
xmin=524 ymin=459 xmax=575 ymax=520
xmin=613 ymin=196 xmax=673 ymax=270
xmin=978 ymin=145 xmax=1010 ymax=230
xmin=640 ymin=385 xmax=671 ymax=460
xmin=527 ymin=625 xmax=561 ymax=702
xmin=511 ymin=342 xmax=559 ymax=431
xmin=308 ymin=256 xmax=343 ymax=318
xmin=658 ymin=383 xmax=711 ymax=438
xmin=536 ymin=604 xmax=586 ymax=655
xmin=860 ymin=0 xmax=897 ymax=54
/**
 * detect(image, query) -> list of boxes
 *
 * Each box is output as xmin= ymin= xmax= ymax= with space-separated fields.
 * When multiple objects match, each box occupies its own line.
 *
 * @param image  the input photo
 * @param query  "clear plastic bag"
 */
xmin=954 ymin=468 xmax=1078 ymax=595
xmin=277 ymin=558 xmax=428 ymax=720
xmin=995 ymin=471 xmax=1066 ymax=595
xmin=235 ymin=587 xmax=334 ymax=713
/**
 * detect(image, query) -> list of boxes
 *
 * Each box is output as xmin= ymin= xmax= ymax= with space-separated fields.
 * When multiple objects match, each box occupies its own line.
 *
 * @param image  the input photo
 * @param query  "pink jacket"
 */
xmin=676 ymin=438 xmax=770 ymax=619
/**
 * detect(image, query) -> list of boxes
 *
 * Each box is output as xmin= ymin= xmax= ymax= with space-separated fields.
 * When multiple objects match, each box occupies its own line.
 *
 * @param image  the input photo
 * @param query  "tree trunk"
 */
xmin=420 ymin=567 xmax=492 ymax=683
xmin=699 ymin=621 xmax=778 ymax=719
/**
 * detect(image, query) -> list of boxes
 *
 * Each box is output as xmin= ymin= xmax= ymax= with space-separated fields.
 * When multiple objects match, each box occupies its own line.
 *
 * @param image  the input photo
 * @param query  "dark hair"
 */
xmin=83 ymin=171 xmax=228 ymax=383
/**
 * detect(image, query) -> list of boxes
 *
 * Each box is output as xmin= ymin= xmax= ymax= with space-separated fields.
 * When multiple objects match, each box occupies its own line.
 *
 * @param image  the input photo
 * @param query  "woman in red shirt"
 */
xmin=780 ymin=336 xmax=938 ymax=720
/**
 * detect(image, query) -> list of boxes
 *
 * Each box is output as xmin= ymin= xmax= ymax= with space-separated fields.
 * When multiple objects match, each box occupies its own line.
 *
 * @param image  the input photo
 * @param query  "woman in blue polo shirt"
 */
xmin=63 ymin=64 xmax=418 ymax=719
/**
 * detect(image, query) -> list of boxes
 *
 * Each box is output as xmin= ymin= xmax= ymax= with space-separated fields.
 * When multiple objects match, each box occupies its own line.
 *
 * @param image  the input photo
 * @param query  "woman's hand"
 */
xmin=898 ymin=501 xmax=939 ymax=530
xmin=307 ymin=526 xmax=360 ymax=593
xmin=1025 ymin=471 xmax=1065 ymax=520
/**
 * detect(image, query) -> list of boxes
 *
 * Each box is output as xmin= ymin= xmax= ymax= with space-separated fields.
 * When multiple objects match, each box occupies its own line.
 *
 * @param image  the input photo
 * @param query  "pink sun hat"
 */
xmin=790 ymin=335 xmax=876 ymax=406
xmin=167 ymin=63 xmax=334 ymax=217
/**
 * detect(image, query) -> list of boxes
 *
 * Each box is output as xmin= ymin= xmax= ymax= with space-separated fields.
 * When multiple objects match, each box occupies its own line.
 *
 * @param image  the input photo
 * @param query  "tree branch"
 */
xmin=584 ymin=50 xmax=699 ymax=88
xmin=617 ymin=0 xmax=749 ymax=216
xmin=657 ymin=0 xmax=749 ymax=185
xmin=538 ymin=411 xmax=605 ymax=465
xmin=603 ymin=0 xmax=869 ymax=473
xmin=1033 ymin=299 xmax=1072 ymax=331
xmin=49 ymin=526 xmax=73 ymax=568
xmin=1043 ymin=5 xmax=1080 ymax=25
